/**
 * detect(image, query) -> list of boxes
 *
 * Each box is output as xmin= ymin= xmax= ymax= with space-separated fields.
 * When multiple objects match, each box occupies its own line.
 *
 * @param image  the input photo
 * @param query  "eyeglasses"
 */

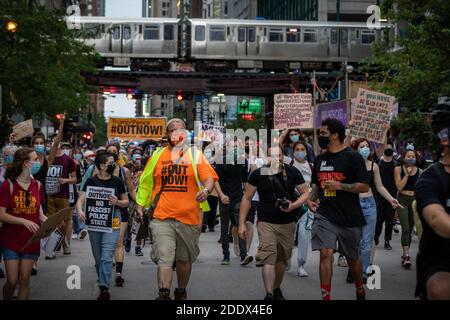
xmin=438 ymin=128 xmax=449 ymax=140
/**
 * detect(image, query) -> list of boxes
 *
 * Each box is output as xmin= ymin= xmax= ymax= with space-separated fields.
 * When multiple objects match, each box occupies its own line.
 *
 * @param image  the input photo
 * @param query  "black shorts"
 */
xmin=415 ymin=254 xmax=450 ymax=299
xmin=120 ymin=207 xmax=129 ymax=223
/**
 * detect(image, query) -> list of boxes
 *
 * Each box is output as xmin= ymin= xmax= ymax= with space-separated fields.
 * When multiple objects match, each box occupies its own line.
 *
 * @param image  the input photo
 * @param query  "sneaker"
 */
xmin=79 ymin=229 xmax=88 ymax=240
xmin=45 ymin=254 xmax=56 ymax=260
xmin=337 ymin=255 xmax=348 ymax=267
xmin=0 ymin=267 xmax=5 ymax=279
xmin=97 ymin=290 xmax=110 ymax=301
xmin=63 ymin=248 xmax=71 ymax=255
xmin=71 ymin=234 xmax=78 ymax=240
xmin=135 ymin=247 xmax=144 ymax=256
xmin=221 ymin=257 xmax=230 ymax=265
xmin=402 ymin=255 xmax=412 ymax=269
xmin=156 ymin=288 xmax=171 ymax=300
xmin=115 ymin=275 xmax=124 ymax=287
xmin=273 ymin=288 xmax=286 ymax=300
xmin=124 ymin=238 xmax=131 ymax=253
xmin=297 ymin=266 xmax=308 ymax=277
xmin=393 ymin=225 xmax=400 ymax=234
xmin=240 ymin=255 xmax=253 ymax=266
xmin=31 ymin=267 xmax=38 ymax=276
xmin=201 ymin=225 xmax=207 ymax=233
xmin=174 ymin=288 xmax=187 ymax=300
xmin=264 ymin=293 xmax=274 ymax=300
xmin=384 ymin=241 xmax=392 ymax=250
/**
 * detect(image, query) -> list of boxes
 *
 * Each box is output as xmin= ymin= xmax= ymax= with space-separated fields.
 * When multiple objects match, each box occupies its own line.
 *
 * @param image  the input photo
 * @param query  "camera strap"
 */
xmin=267 ymin=166 xmax=292 ymax=201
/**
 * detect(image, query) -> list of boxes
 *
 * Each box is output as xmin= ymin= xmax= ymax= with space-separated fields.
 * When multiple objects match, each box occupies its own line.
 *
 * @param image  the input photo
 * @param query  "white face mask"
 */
xmin=62 ymin=149 xmax=71 ymax=156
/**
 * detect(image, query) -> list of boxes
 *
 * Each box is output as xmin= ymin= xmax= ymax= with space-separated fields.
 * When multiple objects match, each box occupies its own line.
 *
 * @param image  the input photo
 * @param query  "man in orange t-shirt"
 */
xmin=137 ymin=118 xmax=216 ymax=300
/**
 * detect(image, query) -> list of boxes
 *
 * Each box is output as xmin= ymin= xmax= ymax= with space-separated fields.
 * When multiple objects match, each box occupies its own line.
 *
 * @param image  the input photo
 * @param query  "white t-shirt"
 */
xmin=247 ymin=156 xmax=265 ymax=202
xmin=284 ymin=156 xmax=312 ymax=186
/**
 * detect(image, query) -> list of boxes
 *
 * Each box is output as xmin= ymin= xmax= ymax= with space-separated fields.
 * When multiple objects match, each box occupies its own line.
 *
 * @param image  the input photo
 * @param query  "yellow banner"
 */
xmin=107 ymin=117 xmax=167 ymax=140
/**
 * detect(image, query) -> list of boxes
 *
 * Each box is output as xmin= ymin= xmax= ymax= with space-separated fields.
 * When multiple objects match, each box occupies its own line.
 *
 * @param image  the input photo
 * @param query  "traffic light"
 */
xmin=83 ymin=133 xmax=92 ymax=141
xmin=176 ymin=90 xmax=184 ymax=102
xmin=241 ymin=114 xmax=254 ymax=121
xmin=56 ymin=113 xmax=64 ymax=120
xmin=6 ymin=20 xmax=17 ymax=33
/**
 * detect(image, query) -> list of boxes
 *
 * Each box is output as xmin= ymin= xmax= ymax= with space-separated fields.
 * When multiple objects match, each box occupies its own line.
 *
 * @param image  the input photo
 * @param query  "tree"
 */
xmin=0 ymin=0 xmax=99 ymax=121
xmin=92 ymin=113 xmax=107 ymax=148
xmin=362 ymin=0 xmax=450 ymax=113
xmin=390 ymin=112 xmax=434 ymax=151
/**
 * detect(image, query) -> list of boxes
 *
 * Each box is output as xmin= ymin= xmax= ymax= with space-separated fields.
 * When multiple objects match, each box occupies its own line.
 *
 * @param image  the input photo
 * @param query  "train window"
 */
xmin=330 ymin=29 xmax=338 ymax=44
xmin=144 ymin=25 xmax=159 ymax=40
xmin=303 ymin=28 xmax=318 ymax=43
xmin=361 ymin=30 xmax=376 ymax=44
xmin=210 ymin=27 xmax=226 ymax=41
xmin=123 ymin=26 xmax=131 ymax=40
xmin=269 ymin=28 xmax=283 ymax=42
xmin=139 ymin=25 xmax=142 ymax=34
xmin=195 ymin=26 xmax=205 ymax=41
xmin=83 ymin=23 xmax=102 ymax=39
xmin=238 ymin=27 xmax=245 ymax=42
xmin=286 ymin=28 xmax=300 ymax=42
xmin=350 ymin=30 xmax=357 ymax=44
xmin=227 ymin=27 xmax=230 ymax=36
xmin=341 ymin=29 xmax=348 ymax=45
xmin=248 ymin=28 xmax=256 ymax=42
xmin=164 ymin=25 xmax=174 ymax=40
xmin=112 ymin=25 xmax=120 ymax=40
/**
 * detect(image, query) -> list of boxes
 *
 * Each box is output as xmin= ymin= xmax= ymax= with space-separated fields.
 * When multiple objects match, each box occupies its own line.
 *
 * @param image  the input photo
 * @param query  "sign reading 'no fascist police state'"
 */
xmin=107 ymin=117 xmax=167 ymax=140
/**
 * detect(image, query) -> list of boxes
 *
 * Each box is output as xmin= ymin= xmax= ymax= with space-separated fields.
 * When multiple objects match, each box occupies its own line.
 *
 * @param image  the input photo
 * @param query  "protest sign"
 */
xmin=21 ymin=207 xmax=73 ymax=250
xmin=274 ymin=94 xmax=313 ymax=130
xmin=41 ymin=229 xmax=64 ymax=256
xmin=350 ymin=89 xmax=395 ymax=143
xmin=85 ymin=186 xmax=115 ymax=233
xmin=107 ymin=117 xmax=166 ymax=140
xmin=12 ymin=120 xmax=34 ymax=141
xmin=195 ymin=121 xmax=225 ymax=143
xmin=316 ymin=100 xmax=348 ymax=127
xmin=45 ymin=165 xmax=63 ymax=195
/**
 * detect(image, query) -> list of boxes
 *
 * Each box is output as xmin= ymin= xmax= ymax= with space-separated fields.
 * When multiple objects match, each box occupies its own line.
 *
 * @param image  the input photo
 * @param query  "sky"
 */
xmin=103 ymin=0 xmax=142 ymax=119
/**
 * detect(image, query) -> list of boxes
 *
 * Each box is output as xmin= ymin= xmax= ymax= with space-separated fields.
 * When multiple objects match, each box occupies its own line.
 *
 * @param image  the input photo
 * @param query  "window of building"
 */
xmin=269 ymin=28 xmax=283 ymax=42
xmin=123 ymin=25 xmax=131 ymax=40
xmin=210 ymin=27 xmax=226 ymax=41
xmin=361 ymin=30 xmax=376 ymax=44
xmin=224 ymin=1 xmax=228 ymax=16
xmin=162 ymin=10 xmax=167 ymax=16
xmin=303 ymin=28 xmax=318 ymax=43
xmin=195 ymin=25 xmax=205 ymax=41
xmin=248 ymin=27 xmax=256 ymax=42
xmin=238 ymin=27 xmax=245 ymax=42
xmin=144 ymin=25 xmax=159 ymax=40
xmin=286 ymin=28 xmax=300 ymax=42
xmin=164 ymin=25 xmax=174 ymax=40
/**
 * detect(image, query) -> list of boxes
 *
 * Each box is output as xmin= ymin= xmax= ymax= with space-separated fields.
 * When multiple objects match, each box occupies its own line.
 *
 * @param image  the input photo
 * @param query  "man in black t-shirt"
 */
xmin=239 ymin=145 xmax=309 ymax=300
xmin=308 ymin=118 xmax=370 ymax=300
xmin=414 ymin=102 xmax=450 ymax=300
xmin=375 ymin=140 xmax=398 ymax=250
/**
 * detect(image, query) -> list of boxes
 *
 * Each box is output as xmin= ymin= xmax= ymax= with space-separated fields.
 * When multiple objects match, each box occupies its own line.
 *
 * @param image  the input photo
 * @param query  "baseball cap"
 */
xmin=84 ymin=150 xmax=95 ymax=158
xmin=60 ymin=142 xmax=72 ymax=148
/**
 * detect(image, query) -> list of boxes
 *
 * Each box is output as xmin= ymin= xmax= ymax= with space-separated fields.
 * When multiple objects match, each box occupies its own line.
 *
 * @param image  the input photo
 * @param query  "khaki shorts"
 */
xmin=47 ymin=197 xmax=71 ymax=223
xmin=150 ymin=219 xmax=201 ymax=267
xmin=256 ymin=221 xmax=295 ymax=266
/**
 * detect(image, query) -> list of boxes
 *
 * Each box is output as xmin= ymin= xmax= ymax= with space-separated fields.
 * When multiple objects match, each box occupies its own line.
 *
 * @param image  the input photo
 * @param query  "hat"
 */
xmin=84 ymin=150 xmax=95 ymax=158
xmin=60 ymin=142 xmax=72 ymax=148
xmin=96 ymin=146 xmax=106 ymax=152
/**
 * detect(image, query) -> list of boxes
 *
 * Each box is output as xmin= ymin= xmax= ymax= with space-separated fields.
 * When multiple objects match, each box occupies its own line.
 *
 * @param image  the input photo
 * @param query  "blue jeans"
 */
xmin=88 ymin=216 xmax=120 ymax=288
xmin=359 ymin=196 xmax=377 ymax=278
xmin=297 ymin=210 xmax=313 ymax=267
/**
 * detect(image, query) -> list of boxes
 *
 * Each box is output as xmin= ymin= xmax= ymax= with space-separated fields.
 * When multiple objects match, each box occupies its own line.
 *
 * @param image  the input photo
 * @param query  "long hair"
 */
xmin=4 ymin=147 xmax=34 ymax=181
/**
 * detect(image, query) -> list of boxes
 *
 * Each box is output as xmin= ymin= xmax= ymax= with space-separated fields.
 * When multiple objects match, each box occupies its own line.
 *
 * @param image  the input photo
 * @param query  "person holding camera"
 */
xmin=239 ymin=145 xmax=310 ymax=300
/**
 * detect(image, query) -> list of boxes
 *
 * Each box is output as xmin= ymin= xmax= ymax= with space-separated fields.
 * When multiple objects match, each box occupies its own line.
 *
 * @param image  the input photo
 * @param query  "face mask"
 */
xmin=62 ymin=149 xmax=71 ymax=156
xmin=4 ymin=155 xmax=13 ymax=164
xmin=294 ymin=151 xmax=307 ymax=161
xmin=46 ymin=147 xmax=51 ymax=153
xmin=406 ymin=143 xmax=415 ymax=151
xmin=384 ymin=148 xmax=394 ymax=157
xmin=110 ymin=153 xmax=118 ymax=162
xmin=204 ymin=150 xmax=213 ymax=160
xmin=359 ymin=146 xmax=371 ymax=159
xmin=106 ymin=163 xmax=116 ymax=175
xmin=132 ymin=154 xmax=141 ymax=161
xmin=405 ymin=158 xmax=416 ymax=166
xmin=290 ymin=135 xmax=300 ymax=143
xmin=30 ymin=161 xmax=41 ymax=175
xmin=34 ymin=145 xmax=46 ymax=155
xmin=74 ymin=154 xmax=83 ymax=161
xmin=318 ymin=136 xmax=330 ymax=150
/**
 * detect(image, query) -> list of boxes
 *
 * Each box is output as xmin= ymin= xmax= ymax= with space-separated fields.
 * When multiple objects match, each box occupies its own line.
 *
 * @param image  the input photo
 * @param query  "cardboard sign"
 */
xmin=45 ymin=165 xmax=62 ymax=195
xmin=12 ymin=120 xmax=34 ymax=141
xmin=41 ymin=229 xmax=64 ymax=256
xmin=316 ymin=100 xmax=348 ymax=128
xmin=107 ymin=117 xmax=167 ymax=140
xmin=350 ymin=89 xmax=395 ymax=143
xmin=21 ymin=207 xmax=73 ymax=250
xmin=195 ymin=121 xmax=225 ymax=143
xmin=85 ymin=186 xmax=115 ymax=233
xmin=274 ymin=94 xmax=313 ymax=129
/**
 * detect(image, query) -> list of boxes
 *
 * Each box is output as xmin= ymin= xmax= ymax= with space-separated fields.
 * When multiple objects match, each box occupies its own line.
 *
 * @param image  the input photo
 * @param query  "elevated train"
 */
xmin=73 ymin=16 xmax=391 ymax=72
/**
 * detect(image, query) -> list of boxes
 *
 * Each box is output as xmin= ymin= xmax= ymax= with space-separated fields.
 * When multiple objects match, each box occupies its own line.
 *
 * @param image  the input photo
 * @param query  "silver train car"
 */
xmin=73 ymin=17 xmax=389 ymax=71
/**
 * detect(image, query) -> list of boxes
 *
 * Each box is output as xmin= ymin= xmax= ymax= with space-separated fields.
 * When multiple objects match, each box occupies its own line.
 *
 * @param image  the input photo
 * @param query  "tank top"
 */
xmin=400 ymin=166 xmax=420 ymax=192
xmin=368 ymin=161 xmax=376 ymax=193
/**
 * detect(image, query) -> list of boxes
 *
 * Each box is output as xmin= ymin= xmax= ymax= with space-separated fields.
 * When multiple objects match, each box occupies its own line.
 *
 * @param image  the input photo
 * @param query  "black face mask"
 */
xmin=106 ymin=164 xmax=116 ymax=175
xmin=384 ymin=148 xmax=394 ymax=157
xmin=110 ymin=153 xmax=118 ymax=162
xmin=318 ymin=136 xmax=330 ymax=150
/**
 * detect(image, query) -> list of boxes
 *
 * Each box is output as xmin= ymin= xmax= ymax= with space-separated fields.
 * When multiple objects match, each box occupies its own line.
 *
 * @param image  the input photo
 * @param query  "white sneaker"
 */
xmin=71 ymin=234 xmax=78 ymax=240
xmin=337 ymin=255 xmax=348 ymax=267
xmin=297 ymin=266 xmax=309 ymax=277
xmin=79 ymin=229 xmax=88 ymax=240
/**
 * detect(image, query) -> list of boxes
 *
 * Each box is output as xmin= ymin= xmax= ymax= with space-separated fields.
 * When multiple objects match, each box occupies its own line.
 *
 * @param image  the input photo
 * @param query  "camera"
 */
xmin=275 ymin=197 xmax=290 ymax=210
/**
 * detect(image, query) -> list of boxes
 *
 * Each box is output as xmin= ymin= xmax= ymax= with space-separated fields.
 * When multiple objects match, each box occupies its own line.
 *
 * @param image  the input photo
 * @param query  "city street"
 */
xmin=0 ymin=224 xmax=418 ymax=300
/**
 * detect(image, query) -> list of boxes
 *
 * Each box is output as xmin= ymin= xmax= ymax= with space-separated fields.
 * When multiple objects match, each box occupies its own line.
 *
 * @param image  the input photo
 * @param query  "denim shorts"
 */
xmin=1 ymin=248 xmax=40 ymax=261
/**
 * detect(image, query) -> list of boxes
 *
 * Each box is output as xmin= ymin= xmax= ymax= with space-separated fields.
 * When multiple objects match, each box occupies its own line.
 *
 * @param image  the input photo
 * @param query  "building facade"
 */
xmin=203 ymin=0 xmax=257 ymax=19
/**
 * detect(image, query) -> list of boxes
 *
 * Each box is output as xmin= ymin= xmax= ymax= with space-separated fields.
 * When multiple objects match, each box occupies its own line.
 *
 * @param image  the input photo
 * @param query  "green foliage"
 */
xmin=361 ymin=0 xmax=450 ymax=112
xmin=0 ymin=0 xmax=99 ymax=119
xmin=391 ymin=112 xmax=433 ymax=150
